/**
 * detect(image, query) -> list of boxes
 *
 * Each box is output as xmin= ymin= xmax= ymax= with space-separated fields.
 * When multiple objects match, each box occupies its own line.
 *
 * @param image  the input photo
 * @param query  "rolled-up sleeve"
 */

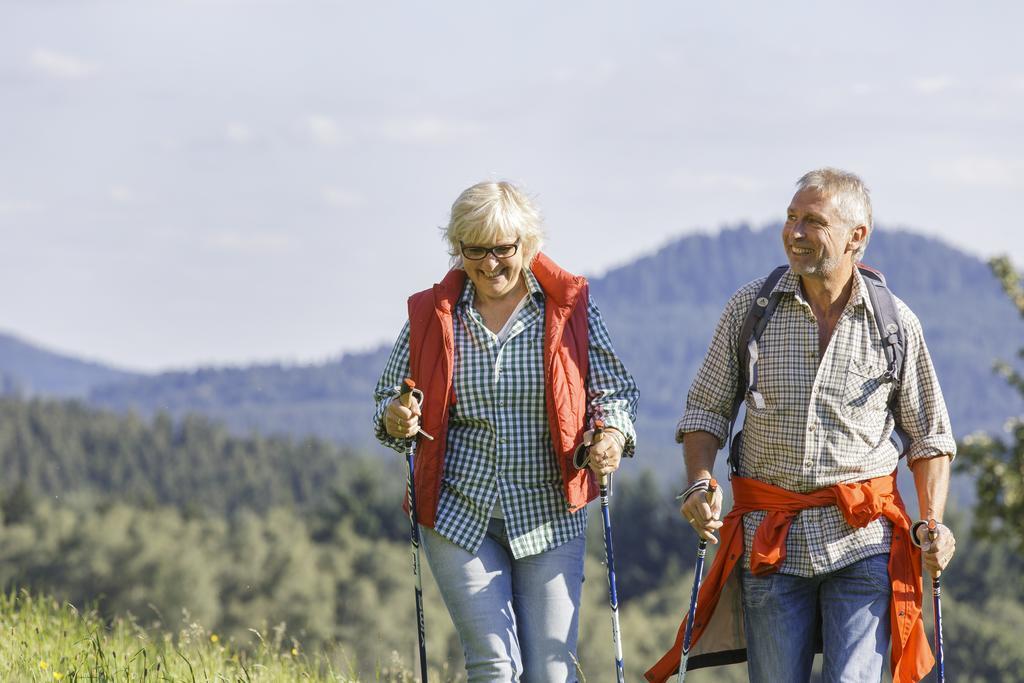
xmin=586 ymin=297 xmax=639 ymax=456
xmin=893 ymin=306 xmax=957 ymax=465
xmin=372 ymin=321 xmax=414 ymax=454
xmin=676 ymin=290 xmax=748 ymax=447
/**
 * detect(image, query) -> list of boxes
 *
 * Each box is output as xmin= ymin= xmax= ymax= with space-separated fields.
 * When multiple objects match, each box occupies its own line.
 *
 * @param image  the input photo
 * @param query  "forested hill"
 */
xmin=0 ymin=332 xmax=139 ymax=397
xmin=0 ymin=397 xmax=404 ymax=524
xmin=88 ymin=347 xmax=390 ymax=446
xmin=589 ymin=225 xmax=1024 ymax=464
xmin=3 ymin=225 xmax=1022 ymax=469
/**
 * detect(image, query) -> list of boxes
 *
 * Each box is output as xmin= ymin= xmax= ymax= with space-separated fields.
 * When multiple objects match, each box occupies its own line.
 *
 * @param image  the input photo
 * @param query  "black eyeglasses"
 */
xmin=459 ymin=240 xmax=520 ymax=260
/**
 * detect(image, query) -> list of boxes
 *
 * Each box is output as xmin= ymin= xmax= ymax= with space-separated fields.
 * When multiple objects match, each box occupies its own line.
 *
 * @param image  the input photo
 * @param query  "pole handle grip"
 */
xmin=705 ymin=478 xmax=718 ymax=506
xmin=398 ymin=378 xmax=433 ymax=440
xmin=399 ymin=378 xmax=417 ymax=408
xmin=594 ymin=419 xmax=609 ymax=488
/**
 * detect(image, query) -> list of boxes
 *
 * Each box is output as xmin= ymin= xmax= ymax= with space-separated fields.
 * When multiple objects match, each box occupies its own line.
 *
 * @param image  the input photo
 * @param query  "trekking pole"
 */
xmin=928 ymin=519 xmax=945 ymax=683
xmin=573 ymin=419 xmax=625 ymax=682
xmin=597 ymin=420 xmax=626 ymax=683
xmin=399 ymin=378 xmax=432 ymax=683
xmin=678 ymin=479 xmax=718 ymax=682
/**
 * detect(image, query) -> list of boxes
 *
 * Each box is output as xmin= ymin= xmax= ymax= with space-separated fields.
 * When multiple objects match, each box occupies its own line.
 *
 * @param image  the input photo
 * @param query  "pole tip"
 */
xmin=593 ymin=418 xmax=606 ymax=431
xmin=708 ymin=478 xmax=718 ymax=492
xmin=401 ymin=378 xmax=416 ymax=393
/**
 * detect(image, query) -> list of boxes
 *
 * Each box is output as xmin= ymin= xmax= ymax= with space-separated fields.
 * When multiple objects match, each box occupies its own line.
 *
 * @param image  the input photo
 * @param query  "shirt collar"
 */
xmin=774 ymin=265 xmax=872 ymax=315
xmin=457 ymin=268 xmax=544 ymax=309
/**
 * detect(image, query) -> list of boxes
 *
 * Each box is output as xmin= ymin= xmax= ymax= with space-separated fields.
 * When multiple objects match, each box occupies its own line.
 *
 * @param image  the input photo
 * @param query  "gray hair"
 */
xmin=796 ymin=168 xmax=873 ymax=260
xmin=444 ymin=181 xmax=545 ymax=269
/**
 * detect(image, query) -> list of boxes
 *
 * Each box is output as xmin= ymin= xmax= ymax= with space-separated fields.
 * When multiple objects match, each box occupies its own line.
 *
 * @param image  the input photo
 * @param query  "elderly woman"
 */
xmin=373 ymin=180 xmax=639 ymax=682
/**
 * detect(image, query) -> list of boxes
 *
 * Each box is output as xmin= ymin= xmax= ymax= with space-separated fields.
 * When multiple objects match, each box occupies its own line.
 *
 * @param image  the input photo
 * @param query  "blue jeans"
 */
xmin=741 ymin=553 xmax=891 ymax=683
xmin=420 ymin=519 xmax=585 ymax=682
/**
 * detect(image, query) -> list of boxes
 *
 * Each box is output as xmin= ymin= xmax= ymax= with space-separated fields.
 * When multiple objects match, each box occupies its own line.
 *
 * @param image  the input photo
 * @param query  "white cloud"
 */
xmin=381 ymin=117 xmax=474 ymax=144
xmin=995 ymin=75 xmax=1024 ymax=93
xmin=322 ymin=187 xmax=363 ymax=209
xmin=548 ymin=59 xmax=619 ymax=87
xmin=913 ymin=76 xmax=954 ymax=95
xmin=850 ymin=82 xmax=876 ymax=97
xmin=306 ymin=115 xmax=346 ymax=147
xmin=667 ymin=171 xmax=764 ymax=193
xmin=109 ymin=186 xmax=135 ymax=204
xmin=931 ymin=157 xmax=1024 ymax=189
xmin=204 ymin=231 xmax=291 ymax=253
xmin=225 ymin=122 xmax=254 ymax=144
xmin=0 ymin=199 xmax=38 ymax=214
xmin=30 ymin=48 xmax=98 ymax=80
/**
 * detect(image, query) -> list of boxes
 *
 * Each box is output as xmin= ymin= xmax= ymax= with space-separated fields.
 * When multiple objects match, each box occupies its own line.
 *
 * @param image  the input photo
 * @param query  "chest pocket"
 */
xmin=843 ymin=358 xmax=893 ymax=420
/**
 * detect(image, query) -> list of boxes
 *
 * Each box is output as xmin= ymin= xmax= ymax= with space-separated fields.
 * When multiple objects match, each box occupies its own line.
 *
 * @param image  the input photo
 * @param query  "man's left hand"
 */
xmin=916 ymin=522 xmax=956 ymax=577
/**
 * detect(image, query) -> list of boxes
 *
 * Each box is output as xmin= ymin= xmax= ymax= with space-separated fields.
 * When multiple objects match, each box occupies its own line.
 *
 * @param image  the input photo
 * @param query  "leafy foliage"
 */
xmin=956 ymin=256 xmax=1024 ymax=555
xmin=0 ymin=395 xmax=1023 ymax=680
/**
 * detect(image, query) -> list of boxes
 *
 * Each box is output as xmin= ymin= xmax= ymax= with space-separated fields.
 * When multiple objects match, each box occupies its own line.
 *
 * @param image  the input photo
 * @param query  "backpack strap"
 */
xmin=857 ymin=264 xmax=910 ymax=455
xmin=857 ymin=264 xmax=905 ymax=390
xmin=726 ymin=263 xmax=909 ymax=474
xmin=727 ymin=265 xmax=788 ymax=475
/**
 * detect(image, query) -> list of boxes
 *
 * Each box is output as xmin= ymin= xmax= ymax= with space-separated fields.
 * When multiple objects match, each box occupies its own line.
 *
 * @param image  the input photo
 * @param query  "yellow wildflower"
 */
xmin=291 ymin=647 xmax=298 ymax=656
xmin=39 ymin=660 xmax=48 ymax=671
xmin=210 ymin=633 xmax=219 ymax=643
xmin=54 ymin=673 xmax=65 ymax=681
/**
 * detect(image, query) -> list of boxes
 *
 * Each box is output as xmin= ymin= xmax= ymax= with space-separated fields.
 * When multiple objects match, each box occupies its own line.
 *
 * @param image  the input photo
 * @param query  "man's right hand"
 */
xmin=385 ymin=397 xmax=421 ymax=439
xmin=680 ymin=431 xmax=724 ymax=543
xmin=680 ymin=484 xmax=724 ymax=544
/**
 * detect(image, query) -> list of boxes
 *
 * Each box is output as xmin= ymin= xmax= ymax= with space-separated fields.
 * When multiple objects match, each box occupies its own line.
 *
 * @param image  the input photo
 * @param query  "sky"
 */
xmin=3 ymin=1 xmax=1023 ymax=372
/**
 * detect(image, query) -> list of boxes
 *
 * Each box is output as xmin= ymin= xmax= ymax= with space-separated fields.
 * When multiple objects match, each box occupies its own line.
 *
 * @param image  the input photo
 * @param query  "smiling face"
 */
xmin=782 ymin=187 xmax=865 ymax=280
xmin=461 ymin=234 xmax=527 ymax=304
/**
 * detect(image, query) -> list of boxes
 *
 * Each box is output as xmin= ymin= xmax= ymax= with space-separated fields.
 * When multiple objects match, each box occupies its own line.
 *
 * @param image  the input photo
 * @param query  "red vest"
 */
xmin=405 ymin=252 xmax=596 ymax=527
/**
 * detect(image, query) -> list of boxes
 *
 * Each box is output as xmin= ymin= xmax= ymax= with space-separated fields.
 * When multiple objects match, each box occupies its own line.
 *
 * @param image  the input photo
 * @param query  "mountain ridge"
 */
xmin=2 ymin=224 xmax=1021 ymax=471
xmin=0 ymin=331 xmax=140 ymax=397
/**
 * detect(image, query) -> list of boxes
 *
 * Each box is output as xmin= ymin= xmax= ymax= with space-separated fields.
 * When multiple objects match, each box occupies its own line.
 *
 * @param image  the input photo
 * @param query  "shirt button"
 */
xmin=804 ymin=460 xmax=813 ymax=468
xmin=499 ymin=437 xmax=508 ymax=444
xmin=808 ymin=424 xmax=816 ymax=432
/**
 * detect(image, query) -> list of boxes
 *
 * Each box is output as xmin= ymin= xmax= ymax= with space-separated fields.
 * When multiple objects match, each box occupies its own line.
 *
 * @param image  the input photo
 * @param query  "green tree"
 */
xmin=956 ymin=256 xmax=1024 ymax=554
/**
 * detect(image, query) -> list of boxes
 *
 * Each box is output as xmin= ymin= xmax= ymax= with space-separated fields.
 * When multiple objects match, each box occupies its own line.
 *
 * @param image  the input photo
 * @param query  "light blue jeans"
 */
xmin=420 ymin=519 xmax=585 ymax=682
xmin=741 ymin=552 xmax=891 ymax=683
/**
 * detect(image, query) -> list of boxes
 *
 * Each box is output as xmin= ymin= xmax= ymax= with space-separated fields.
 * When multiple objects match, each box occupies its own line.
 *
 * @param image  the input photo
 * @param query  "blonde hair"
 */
xmin=444 ymin=181 xmax=545 ymax=269
xmin=796 ymin=168 xmax=873 ymax=260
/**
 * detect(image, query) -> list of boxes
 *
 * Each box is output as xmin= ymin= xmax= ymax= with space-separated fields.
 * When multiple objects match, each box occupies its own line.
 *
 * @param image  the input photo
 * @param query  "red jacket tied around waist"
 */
xmin=645 ymin=473 xmax=934 ymax=683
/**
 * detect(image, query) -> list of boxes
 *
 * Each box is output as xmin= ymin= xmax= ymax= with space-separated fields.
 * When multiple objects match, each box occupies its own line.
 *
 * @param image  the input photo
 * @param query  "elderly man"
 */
xmin=646 ymin=168 xmax=956 ymax=683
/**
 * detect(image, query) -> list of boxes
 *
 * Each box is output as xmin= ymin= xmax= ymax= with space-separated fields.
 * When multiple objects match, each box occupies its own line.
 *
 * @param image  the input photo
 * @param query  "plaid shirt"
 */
xmin=374 ymin=269 xmax=639 ymax=559
xmin=679 ymin=268 xmax=956 ymax=577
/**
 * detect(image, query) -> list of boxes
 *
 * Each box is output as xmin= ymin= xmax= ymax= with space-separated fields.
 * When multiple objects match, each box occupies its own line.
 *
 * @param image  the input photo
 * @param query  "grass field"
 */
xmin=0 ymin=591 xmax=421 ymax=683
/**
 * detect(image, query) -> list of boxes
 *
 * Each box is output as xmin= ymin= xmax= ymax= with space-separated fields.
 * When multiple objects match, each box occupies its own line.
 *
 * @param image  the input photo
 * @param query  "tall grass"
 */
xmin=0 ymin=591 xmax=419 ymax=682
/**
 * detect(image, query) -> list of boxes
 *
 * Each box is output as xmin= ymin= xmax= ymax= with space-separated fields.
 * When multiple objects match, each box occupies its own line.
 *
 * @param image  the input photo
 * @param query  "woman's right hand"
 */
xmin=385 ymin=396 xmax=422 ymax=439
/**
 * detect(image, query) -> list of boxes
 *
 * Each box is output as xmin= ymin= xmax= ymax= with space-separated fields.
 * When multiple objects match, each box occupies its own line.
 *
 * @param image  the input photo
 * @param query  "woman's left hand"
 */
xmin=587 ymin=427 xmax=624 ymax=477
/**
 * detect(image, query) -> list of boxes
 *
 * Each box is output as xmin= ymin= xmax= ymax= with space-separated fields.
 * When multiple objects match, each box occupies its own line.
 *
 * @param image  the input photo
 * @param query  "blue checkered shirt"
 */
xmin=374 ymin=269 xmax=639 ymax=558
